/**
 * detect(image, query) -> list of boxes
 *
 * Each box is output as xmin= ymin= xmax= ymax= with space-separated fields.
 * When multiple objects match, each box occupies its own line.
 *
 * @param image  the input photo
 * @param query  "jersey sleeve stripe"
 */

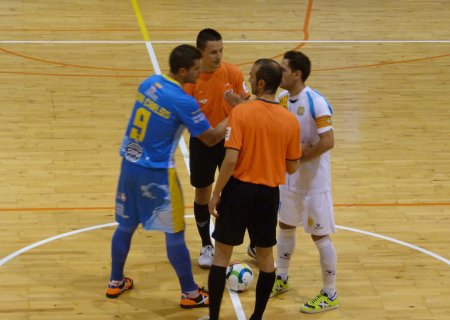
xmin=306 ymin=91 xmax=316 ymax=120
xmin=311 ymin=88 xmax=333 ymax=115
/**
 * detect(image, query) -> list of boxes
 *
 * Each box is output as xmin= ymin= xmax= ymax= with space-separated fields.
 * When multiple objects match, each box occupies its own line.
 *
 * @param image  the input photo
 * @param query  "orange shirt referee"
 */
xmin=183 ymin=28 xmax=250 ymax=269
xmin=206 ymin=59 xmax=302 ymax=320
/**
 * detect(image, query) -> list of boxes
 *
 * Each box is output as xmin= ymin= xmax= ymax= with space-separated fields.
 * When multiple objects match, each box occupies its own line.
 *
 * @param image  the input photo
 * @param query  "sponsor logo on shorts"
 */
xmin=115 ymin=203 xmax=129 ymax=218
xmin=199 ymin=99 xmax=208 ymax=104
xmin=308 ymin=217 xmax=314 ymax=227
xmin=117 ymin=193 xmax=126 ymax=201
xmin=125 ymin=142 xmax=143 ymax=162
xmin=314 ymin=223 xmax=323 ymax=230
xmin=297 ymin=106 xmax=305 ymax=115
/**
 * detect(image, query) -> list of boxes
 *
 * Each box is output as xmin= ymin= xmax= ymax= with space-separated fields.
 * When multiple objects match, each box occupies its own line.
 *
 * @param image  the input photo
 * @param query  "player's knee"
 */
xmin=194 ymin=185 xmax=213 ymax=204
xmin=312 ymin=234 xmax=331 ymax=248
xmin=117 ymin=224 xmax=138 ymax=234
xmin=165 ymin=230 xmax=186 ymax=246
xmin=279 ymin=221 xmax=296 ymax=230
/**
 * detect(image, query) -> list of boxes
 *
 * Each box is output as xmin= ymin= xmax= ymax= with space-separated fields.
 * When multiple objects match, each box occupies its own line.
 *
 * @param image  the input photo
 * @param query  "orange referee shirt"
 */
xmin=183 ymin=61 xmax=250 ymax=128
xmin=225 ymin=99 xmax=302 ymax=187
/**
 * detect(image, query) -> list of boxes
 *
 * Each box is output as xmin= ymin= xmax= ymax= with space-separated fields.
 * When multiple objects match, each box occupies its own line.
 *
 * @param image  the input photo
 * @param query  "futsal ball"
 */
xmin=226 ymin=262 xmax=253 ymax=292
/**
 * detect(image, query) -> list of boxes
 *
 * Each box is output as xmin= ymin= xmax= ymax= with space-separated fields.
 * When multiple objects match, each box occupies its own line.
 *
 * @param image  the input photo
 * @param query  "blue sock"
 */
xmin=110 ymin=224 xmax=138 ymax=281
xmin=165 ymin=230 xmax=197 ymax=293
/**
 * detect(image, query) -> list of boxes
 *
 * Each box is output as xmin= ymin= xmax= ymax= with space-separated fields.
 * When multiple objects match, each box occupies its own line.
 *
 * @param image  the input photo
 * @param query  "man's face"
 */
xmin=280 ymin=58 xmax=295 ymax=90
xmin=249 ymin=64 xmax=261 ymax=95
xmin=185 ymin=59 xmax=202 ymax=84
xmin=200 ymin=40 xmax=223 ymax=70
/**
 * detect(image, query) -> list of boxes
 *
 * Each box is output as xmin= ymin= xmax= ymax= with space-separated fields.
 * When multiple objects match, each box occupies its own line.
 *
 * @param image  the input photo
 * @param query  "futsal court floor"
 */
xmin=0 ymin=0 xmax=450 ymax=319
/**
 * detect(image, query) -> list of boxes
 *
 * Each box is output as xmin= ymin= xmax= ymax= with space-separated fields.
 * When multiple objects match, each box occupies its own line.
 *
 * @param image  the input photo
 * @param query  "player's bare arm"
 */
xmin=195 ymin=116 xmax=229 ymax=147
xmin=208 ymin=148 xmax=239 ymax=217
xmin=300 ymin=129 xmax=334 ymax=163
xmin=285 ymin=158 xmax=301 ymax=174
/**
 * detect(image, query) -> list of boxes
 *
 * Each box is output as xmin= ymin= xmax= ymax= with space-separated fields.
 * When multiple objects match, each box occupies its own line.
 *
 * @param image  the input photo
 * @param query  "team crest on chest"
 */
xmin=297 ymin=107 xmax=305 ymax=115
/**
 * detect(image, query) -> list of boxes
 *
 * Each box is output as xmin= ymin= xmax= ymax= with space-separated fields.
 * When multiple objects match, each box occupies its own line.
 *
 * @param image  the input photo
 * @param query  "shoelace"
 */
xmin=198 ymin=287 xmax=209 ymax=297
xmin=310 ymin=292 xmax=325 ymax=304
xmin=202 ymin=246 xmax=214 ymax=256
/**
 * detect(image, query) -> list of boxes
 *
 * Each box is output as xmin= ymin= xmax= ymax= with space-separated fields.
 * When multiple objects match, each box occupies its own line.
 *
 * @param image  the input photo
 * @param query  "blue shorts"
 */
xmin=115 ymin=159 xmax=185 ymax=233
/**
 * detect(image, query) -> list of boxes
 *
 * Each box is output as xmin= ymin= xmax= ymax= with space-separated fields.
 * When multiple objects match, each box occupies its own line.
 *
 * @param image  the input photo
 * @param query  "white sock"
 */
xmin=314 ymin=235 xmax=337 ymax=298
xmin=277 ymin=228 xmax=296 ymax=280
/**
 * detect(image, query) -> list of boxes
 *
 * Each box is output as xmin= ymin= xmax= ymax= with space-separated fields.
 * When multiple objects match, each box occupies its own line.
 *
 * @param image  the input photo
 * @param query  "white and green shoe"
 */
xmin=300 ymin=290 xmax=339 ymax=313
xmin=270 ymin=275 xmax=289 ymax=298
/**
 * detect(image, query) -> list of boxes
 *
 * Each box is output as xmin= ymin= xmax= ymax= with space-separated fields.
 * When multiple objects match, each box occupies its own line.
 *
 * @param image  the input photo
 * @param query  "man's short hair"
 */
xmin=254 ymin=59 xmax=283 ymax=95
xmin=197 ymin=28 xmax=222 ymax=51
xmin=169 ymin=44 xmax=202 ymax=74
xmin=283 ymin=51 xmax=311 ymax=82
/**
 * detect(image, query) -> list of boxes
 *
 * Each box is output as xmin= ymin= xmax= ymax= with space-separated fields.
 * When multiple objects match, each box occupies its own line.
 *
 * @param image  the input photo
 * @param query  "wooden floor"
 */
xmin=1 ymin=0 xmax=450 ymax=319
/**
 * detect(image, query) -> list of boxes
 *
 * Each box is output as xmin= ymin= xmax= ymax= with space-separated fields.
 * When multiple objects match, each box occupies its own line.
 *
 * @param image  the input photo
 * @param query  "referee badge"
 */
xmin=297 ymin=107 xmax=305 ymax=115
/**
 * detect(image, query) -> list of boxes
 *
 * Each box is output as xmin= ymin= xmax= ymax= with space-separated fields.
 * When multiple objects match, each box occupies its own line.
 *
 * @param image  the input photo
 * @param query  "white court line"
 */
xmin=337 ymin=226 xmax=450 ymax=265
xmin=1 ymin=222 xmax=449 ymax=270
xmin=1 ymin=40 xmax=450 ymax=44
xmin=0 ymin=222 xmax=118 ymax=267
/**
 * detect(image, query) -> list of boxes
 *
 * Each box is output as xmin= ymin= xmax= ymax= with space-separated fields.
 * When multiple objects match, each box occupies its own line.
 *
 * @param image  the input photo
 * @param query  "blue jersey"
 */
xmin=120 ymin=74 xmax=211 ymax=169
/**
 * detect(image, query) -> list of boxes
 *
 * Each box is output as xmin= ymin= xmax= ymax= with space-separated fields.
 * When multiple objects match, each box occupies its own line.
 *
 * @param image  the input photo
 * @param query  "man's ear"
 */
xmin=258 ymin=79 xmax=265 ymax=90
xmin=178 ymin=67 xmax=188 ymax=77
xmin=294 ymin=70 xmax=302 ymax=81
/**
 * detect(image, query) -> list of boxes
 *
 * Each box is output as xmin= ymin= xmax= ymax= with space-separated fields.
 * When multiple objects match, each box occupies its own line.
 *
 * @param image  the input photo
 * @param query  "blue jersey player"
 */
xmin=106 ymin=45 xmax=228 ymax=309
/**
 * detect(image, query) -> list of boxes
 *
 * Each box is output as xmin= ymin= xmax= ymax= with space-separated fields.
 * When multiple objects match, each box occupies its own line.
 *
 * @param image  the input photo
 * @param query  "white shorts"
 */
xmin=279 ymin=186 xmax=337 ymax=235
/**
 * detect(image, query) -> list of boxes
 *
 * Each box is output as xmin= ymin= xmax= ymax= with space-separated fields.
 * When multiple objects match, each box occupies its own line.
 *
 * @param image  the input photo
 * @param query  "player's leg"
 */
xmin=208 ymin=241 xmax=234 ymax=320
xmin=107 ymin=224 xmax=137 ymax=298
xmin=248 ymin=183 xmax=278 ymax=320
xmin=165 ymin=230 xmax=210 ymax=309
xmin=300 ymin=192 xmax=338 ymax=313
xmin=312 ymin=233 xmax=337 ymax=298
xmin=107 ymin=159 xmax=139 ymax=298
xmin=194 ymin=185 xmax=215 ymax=268
xmin=271 ymin=186 xmax=304 ymax=297
xmin=209 ymin=176 xmax=249 ymax=320
xmin=190 ymin=136 xmax=217 ymax=268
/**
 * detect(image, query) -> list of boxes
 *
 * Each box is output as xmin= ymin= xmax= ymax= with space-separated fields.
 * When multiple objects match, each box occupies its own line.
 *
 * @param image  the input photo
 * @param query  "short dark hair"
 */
xmin=254 ymin=59 xmax=283 ymax=95
xmin=196 ymin=28 xmax=222 ymax=50
xmin=169 ymin=44 xmax=202 ymax=74
xmin=283 ymin=51 xmax=311 ymax=82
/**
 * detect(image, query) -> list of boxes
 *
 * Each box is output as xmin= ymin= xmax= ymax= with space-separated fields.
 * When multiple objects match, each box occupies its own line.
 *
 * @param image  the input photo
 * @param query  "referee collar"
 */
xmin=257 ymin=98 xmax=279 ymax=105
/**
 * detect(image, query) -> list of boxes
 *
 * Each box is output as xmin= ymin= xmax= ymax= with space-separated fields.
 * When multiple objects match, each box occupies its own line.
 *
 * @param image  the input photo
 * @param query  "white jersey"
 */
xmin=277 ymin=87 xmax=333 ymax=194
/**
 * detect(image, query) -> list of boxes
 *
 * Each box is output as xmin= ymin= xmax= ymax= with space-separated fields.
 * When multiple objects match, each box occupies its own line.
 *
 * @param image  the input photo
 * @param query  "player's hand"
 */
xmin=301 ymin=142 xmax=312 ymax=153
xmin=209 ymin=194 xmax=221 ymax=217
xmin=224 ymin=91 xmax=245 ymax=107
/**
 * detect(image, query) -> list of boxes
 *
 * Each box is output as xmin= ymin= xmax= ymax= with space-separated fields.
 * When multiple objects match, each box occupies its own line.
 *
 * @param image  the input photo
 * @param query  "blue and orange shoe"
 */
xmin=106 ymin=277 xmax=133 ymax=298
xmin=180 ymin=285 xmax=209 ymax=309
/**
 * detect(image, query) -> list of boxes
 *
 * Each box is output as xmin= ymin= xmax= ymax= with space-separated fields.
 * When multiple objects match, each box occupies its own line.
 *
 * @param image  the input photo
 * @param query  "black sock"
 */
xmin=208 ymin=265 xmax=227 ymax=320
xmin=194 ymin=202 xmax=212 ymax=247
xmin=250 ymin=270 xmax=276 ymax=320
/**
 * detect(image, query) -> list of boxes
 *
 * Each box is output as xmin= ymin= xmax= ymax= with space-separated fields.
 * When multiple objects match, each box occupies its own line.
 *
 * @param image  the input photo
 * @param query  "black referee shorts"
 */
xmin=212 ymin=176 xmax=279 ymax=248
xmin=189 ymin=136 xmax=226 ymax=188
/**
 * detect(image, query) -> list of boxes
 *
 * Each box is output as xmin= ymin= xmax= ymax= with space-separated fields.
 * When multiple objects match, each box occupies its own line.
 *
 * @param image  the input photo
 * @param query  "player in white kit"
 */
xmin=270 ymin=51 xmax=339 ymax=314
